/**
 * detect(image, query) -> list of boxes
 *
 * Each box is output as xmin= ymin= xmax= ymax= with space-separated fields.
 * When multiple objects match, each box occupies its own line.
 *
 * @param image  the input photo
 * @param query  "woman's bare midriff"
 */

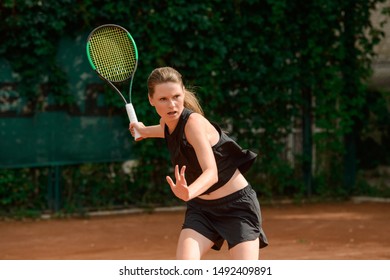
xmin=197 ymin=169 xmax=248 ymax=200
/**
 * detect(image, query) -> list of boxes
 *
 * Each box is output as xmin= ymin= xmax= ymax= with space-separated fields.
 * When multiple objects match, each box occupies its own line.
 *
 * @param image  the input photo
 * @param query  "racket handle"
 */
xmin=125 ymin=103 xmax=141 ymax=140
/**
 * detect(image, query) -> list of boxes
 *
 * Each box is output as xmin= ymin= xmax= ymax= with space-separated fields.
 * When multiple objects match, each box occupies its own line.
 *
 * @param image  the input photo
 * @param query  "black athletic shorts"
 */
xmin=183 ymin=185 xmax=268 ymax=250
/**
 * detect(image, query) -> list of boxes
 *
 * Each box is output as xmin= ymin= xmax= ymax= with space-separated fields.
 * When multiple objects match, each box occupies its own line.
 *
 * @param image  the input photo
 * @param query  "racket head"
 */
xmin=86 ymin=24 xmax=138 ymax=83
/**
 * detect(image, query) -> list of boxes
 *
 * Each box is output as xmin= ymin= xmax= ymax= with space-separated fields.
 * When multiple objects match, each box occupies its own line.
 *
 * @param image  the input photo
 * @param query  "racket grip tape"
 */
xmin=125 ymin=103 xmax=141 ymax=140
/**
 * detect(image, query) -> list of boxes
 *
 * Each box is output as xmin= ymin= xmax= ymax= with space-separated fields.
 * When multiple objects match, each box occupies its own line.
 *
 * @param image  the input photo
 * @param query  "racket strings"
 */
xmin=89 ymin=27 xmax=137 ymax=83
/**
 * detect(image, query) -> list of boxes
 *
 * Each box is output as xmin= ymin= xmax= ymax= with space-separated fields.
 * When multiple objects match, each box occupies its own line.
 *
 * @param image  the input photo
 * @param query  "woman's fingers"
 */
xmin=166 ymin=176 xmax=174 ymax=187
xmin=167 ymin=165 xmax=189 ymax=201
xmin=128 ymin=123 xmax=134 ymax=136
xmin=180 ymin=165 xmax=186 ymax=178
xmin=174 ymin=165 xmax=186 ymax=182
xmin=174 ymin=165 xmax=180 ymax=181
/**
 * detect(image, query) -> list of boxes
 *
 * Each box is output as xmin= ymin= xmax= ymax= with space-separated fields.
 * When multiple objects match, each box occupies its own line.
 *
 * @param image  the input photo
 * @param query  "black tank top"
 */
xmin=164 ymin=108 xmax=257 ymax=195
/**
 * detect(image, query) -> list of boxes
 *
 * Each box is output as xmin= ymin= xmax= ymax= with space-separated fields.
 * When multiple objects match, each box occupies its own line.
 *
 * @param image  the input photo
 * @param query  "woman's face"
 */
xmin=149 ymin=82 xmax=185 ymax=124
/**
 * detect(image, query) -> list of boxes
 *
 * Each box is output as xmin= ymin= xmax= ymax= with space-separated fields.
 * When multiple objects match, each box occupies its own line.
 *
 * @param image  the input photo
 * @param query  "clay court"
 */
xmin=1 ymin=199 xmax=389 ymax=260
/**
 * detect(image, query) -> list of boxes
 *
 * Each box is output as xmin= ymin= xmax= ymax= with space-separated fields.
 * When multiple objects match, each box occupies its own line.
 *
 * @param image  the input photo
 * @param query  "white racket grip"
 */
xmin=125 ymin=103 xmax=141 ymax=140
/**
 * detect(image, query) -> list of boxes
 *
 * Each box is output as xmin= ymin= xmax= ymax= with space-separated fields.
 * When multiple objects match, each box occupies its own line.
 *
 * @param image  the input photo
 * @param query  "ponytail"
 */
xmin=184 ymin=88 xmax=204 ymax=116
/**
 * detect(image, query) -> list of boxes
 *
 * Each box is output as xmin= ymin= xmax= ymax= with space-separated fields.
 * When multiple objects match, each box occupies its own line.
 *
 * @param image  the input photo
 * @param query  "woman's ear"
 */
xmin=148 ymin=95 xmax=154 ymax=106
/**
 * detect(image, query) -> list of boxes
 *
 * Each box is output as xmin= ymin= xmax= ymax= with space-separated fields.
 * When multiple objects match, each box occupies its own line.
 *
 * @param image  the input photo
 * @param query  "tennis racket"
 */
xmin=86 ymin=24 xmax=141 ymax=140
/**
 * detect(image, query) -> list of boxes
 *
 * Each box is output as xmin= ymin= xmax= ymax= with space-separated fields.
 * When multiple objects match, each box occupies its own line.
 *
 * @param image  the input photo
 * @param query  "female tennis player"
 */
xmin=129 ymin=67 xmax=268 ymax=260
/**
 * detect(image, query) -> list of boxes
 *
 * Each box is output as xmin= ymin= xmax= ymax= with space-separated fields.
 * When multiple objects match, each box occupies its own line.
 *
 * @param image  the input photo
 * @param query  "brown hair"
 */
xmin=147 ymin=67 xmax=204 ymax=115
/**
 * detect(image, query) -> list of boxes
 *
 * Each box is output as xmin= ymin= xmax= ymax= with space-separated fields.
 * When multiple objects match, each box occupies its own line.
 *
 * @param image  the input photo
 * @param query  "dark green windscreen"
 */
xmin=0 ymin=112 xmax=133 ymax=168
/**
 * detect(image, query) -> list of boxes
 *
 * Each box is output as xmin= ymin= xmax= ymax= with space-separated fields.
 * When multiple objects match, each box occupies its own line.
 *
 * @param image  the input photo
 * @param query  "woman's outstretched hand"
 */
xmin=166 ymin=165 xmax=190 ymax=201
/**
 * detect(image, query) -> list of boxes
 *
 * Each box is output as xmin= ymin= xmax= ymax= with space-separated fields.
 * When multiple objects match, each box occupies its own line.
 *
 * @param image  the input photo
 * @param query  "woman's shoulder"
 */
xmin=186 ymin=111 xmax=208 ymax=127
xmin=186 ymin=112 xmax=220 ymax=146
xmin=159 ymin=117 xmax=165 ymax=127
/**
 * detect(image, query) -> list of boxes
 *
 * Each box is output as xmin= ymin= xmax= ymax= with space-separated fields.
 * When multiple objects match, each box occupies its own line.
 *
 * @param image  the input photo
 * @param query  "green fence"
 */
xmin=0 ymin=35 xmax=136 ymax=211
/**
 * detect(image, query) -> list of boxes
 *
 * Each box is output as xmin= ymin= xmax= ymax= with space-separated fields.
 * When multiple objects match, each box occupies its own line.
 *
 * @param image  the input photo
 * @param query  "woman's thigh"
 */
xmin=229 ymin=238 xmax=260 ymax=260
xmin=176 ymin=228 xmax=214 ymax=260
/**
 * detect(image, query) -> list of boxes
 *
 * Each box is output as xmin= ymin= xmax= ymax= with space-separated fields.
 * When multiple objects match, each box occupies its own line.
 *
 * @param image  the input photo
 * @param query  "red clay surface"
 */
xmin=1 ymin=200 xmax=389 ymax=260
